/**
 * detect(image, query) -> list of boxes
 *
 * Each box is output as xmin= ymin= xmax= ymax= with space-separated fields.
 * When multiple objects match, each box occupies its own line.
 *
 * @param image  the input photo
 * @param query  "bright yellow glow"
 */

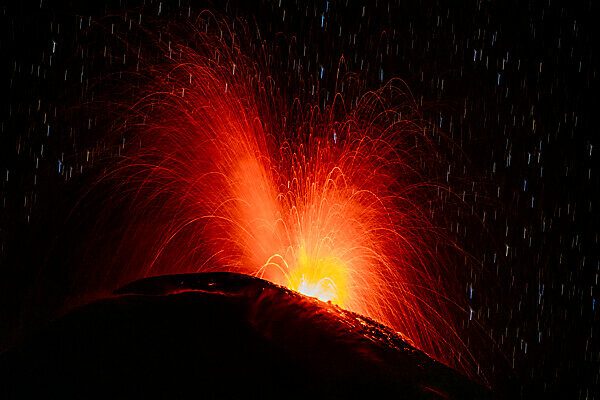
xmin=287 ymin=249 xmax=348 ymax=305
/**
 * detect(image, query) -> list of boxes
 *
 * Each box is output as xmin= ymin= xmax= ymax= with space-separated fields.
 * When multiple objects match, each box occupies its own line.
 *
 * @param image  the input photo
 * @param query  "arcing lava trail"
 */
xmin=78 ymin=15 xmax=475 ymax=378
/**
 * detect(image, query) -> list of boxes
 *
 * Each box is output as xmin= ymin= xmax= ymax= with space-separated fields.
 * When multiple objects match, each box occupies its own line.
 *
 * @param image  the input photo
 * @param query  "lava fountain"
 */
xmin=87 ymin=14 xmax=474 ymax=378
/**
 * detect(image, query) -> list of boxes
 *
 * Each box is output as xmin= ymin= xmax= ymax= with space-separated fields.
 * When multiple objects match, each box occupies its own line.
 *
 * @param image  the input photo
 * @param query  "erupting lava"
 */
xmin=91 ymin=15 xmax=474 ymax=378
xmin=287 ymin=250 xmax=348 ymax=304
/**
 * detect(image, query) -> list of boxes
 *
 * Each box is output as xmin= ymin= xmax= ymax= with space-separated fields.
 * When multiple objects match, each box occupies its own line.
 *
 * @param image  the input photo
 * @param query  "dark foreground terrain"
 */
xmin=0 ymin=272 xmax=492 ymax=399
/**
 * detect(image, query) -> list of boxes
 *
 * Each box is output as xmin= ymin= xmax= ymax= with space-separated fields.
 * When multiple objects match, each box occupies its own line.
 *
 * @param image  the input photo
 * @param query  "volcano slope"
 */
xmin=0 ymin=272 xmax=492 ymax=399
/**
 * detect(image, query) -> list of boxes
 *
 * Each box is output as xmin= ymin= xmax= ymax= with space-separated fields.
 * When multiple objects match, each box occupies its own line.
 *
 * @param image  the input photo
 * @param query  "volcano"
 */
xmin=0 ymin=273 xmax=492 ymax=399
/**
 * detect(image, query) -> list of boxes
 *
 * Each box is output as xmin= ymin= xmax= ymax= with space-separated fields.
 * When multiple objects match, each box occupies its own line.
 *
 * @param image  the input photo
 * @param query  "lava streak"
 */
xmin=97 ymin=16 xmax=472 ymax=377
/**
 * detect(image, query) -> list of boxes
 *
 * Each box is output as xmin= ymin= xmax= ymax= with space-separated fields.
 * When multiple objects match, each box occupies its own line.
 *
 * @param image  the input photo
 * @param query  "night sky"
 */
xmin=1 ymin=0 xmax=597 ymax=398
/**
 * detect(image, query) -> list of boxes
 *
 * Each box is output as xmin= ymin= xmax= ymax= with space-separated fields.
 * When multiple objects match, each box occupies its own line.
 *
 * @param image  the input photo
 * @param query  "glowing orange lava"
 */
xmin=281 ymin=249 xmax=348 ymax=304
xmin=102 ymin=16 xmax=476 ymax=379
